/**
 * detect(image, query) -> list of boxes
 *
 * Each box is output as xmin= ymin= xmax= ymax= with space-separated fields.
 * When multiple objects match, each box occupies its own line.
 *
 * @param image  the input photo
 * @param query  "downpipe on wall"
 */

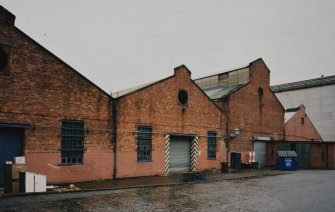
xmin=112 ymin=99 xmax=118 ymax=179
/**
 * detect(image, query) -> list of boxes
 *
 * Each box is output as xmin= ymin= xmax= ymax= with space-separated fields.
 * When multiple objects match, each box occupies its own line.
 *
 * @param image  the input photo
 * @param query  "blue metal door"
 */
xmin=0 ymin=128 xmax=24 ymax=186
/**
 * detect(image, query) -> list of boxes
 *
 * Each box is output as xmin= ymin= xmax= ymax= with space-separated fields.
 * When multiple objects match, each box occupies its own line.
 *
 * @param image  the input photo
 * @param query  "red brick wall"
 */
xmin=116 ymin=67 xmax=225 ymax=178
xmin=266 ymin=143 xmax=278 ymax=166
xmin=285 ymin=105 xmax=323 ymax=141
xmin=0 ymin=17 xmax=113 ymax=183
xmin=311 ymin=144 xmax=327 ymax=169
xmin=225 ymin=59 xmax=285 ymax=163
xmin=26 ymin=152 xmax=114 ymax=183
xmin=310 ymin=143 xmax=335 ymax=169
xmin=330 ymin=145 xmax=335 ymax=169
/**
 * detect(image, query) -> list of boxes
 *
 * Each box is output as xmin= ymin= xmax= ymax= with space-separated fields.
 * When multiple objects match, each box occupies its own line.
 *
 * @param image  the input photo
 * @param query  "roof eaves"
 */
xmin=271 ymin=75 xmax=335 ymax=93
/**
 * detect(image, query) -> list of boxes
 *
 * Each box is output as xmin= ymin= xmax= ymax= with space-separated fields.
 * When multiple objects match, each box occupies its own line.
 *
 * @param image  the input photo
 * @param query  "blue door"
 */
xmin=0 ymin=128 xmax=24 ymax=186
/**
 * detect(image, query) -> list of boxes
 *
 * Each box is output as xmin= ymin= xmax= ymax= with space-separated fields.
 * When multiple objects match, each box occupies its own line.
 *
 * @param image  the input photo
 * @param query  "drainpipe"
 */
xmin=283 ymin=108 xmax=286 ymax=141
xmin=224 ymin=96 xmax=230 ymax=163
xmin=326 ymin=144 xmax=329 ymax=169
xmin=226 ymin=120 xmax=229 ymax=162
xmin=112 ymin=99 xmax=118 ymax=179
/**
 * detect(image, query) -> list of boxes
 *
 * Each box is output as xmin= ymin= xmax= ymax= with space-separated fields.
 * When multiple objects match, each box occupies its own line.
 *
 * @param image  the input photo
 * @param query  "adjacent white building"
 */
xmin=271 ymin=75 xmax=335 ymax=141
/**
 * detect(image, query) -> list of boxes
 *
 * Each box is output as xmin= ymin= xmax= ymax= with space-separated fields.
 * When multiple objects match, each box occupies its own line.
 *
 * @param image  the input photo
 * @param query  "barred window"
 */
xmin=207 ymin=132 xmax=217 ymax=160
xmin=61 ymin=120 xmax=84 ymax=165
xmin=137 ymin=126 xmax=152 ymax=162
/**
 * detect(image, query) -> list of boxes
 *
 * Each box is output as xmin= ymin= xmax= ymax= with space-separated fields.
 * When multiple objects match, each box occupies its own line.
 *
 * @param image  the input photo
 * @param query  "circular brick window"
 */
xmin=0 ymin=47 xmax=8 ymax=69
xmin=178 ymin=90 xmax=188 ymax=105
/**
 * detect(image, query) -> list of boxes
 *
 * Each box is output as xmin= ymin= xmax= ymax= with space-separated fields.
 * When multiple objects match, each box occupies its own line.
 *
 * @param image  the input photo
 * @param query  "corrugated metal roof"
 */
xmin=277 ymin=151 xmax=298 ymax=157
xmin=112 ymin=80 xmax=159 ymax=98
xmin=115 ymin=78 xmax=246 ymax=99
xmin=271 ymin=75 xmax=335 ymax=93
xmin=202 ymin=84 xmax=245 ymax=99
xmin=194 ymin=64 xmax=249 ymax=80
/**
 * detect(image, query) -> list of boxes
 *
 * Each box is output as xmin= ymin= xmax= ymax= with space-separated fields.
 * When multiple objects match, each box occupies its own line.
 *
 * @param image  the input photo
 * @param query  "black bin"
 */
xmin=231 ymin=152 xmax=241 ymax=169
xmin=221 ymin=162 xmax=229 ymax=172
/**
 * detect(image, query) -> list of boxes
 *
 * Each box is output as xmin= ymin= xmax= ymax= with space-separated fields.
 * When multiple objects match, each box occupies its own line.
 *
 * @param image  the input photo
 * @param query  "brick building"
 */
xmin=272 ymin=75 xmax=335 ymax=141
xmin=113 ymin=66 xmax=225 ymax=178
xmin=284 ymin=104 xmax=322 ymax=141
xmin=267 ymin=75 xmax=335 ymax=169
xmin=195 ymin=59 xmax=285 ymax=165
xmin=0 ymin=6 xmax=114 ymax=185
xmin=1 ymin=5 xmax=291 ymax=185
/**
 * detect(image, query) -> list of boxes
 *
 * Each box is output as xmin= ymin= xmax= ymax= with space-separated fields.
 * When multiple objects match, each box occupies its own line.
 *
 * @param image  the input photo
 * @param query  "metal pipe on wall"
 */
xmin=112 ymin=100 xmax=118 ymax=179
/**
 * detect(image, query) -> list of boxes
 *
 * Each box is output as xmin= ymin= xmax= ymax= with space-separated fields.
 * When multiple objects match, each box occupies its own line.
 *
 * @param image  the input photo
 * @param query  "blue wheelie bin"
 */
xmin=277 ymin=151 xmax=298 ymax=170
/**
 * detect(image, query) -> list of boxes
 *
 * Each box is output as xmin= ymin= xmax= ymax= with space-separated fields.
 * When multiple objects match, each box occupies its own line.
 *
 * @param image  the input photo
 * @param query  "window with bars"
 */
xmin=207 ymin=132 xmax=217 ymax=160
xmin=137 ymin=126 xmax=152 ymax=162
xmin=61 ymin=120 xmax=84 ymax=165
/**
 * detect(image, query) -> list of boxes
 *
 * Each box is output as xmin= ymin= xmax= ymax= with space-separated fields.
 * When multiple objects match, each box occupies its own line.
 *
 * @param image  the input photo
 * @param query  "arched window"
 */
xmin=258 ymin=87 xmax=264 ymax=106
xmin=178 ymin=90 xmax=188 ymax=105
xmin=0 ymin=47 xmax=8 ymax=70
xmin=258 ymin=87 xmax=264 ymax=97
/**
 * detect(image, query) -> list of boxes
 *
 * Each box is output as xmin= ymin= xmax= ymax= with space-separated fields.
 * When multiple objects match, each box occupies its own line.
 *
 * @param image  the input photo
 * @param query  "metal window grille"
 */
xmin=61 ymin=120 xmax=84 ymax=165
xmin=207 ymin=132 xmax=217 ymax=160
xmin=137 ymin=126 xmax=152 ymax=162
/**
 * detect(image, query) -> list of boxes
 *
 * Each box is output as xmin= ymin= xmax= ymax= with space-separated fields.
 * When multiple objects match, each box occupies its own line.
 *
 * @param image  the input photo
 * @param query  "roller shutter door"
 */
xmin=169 ymin=137 xmax=191 ymax=173
xmin=254 ymin=141 xmax=267 ymax=167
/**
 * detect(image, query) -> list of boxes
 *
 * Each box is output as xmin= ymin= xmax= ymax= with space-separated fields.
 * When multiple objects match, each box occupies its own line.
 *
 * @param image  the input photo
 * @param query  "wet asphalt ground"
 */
xmin=0 ymin=170 xmax=335 ymax=211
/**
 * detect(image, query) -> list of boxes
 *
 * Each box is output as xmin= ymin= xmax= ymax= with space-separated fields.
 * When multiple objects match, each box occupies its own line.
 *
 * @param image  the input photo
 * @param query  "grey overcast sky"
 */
xmin=1 ymin=0 xmax=334 ymax=93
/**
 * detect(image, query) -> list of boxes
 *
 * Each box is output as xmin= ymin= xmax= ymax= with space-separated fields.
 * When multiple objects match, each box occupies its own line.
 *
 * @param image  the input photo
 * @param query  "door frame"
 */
xmin=0 ymin=126 xmax=26 ymax=186
xmin=164 ymin=133 xmax=199 ymax=175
